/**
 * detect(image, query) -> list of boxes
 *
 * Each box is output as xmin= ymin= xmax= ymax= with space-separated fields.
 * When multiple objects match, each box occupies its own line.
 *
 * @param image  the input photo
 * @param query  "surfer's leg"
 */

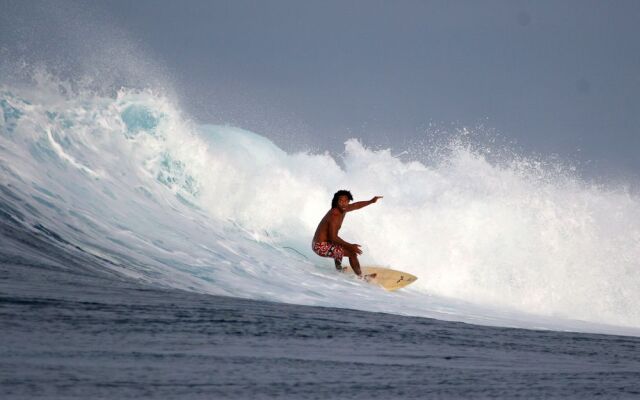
xmin=349 ymin=254 xmax=362 ymax=276
xmin=343 ymin=247 xmax=376 ymax=280
xmin=332 ymin=244 xmax=345 ymax=271
xmin=351 ymin=257 xmax=376 ymax=279
xmin=342 ymin=247 xmax=363 ymax=276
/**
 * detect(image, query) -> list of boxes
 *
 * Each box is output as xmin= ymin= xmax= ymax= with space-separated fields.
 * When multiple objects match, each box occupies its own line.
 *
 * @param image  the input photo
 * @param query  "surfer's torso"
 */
xmin=312 ymin=208 xmax=344 ymax=243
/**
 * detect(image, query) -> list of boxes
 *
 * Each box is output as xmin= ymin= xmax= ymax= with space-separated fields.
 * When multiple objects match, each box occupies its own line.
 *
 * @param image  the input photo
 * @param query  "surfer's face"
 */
xmin=337 ymin=195 xmax=350 ymax=211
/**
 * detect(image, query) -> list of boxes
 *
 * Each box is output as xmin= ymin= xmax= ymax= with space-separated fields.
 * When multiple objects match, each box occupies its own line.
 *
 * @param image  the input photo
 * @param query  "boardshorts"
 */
xmin=312 ymin=241 xmax=344 ymax=262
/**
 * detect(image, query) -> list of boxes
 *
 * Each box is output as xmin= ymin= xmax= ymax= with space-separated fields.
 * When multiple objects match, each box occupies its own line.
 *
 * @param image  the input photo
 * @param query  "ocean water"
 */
xmin=2 ymin=218 xmax=640 ymax=399
xmin=1 ymin=75 xmax=640 ymax=398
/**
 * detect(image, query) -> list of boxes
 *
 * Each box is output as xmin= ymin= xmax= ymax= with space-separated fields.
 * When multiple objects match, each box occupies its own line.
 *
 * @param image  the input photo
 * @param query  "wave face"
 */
xmin=1 ymin=76 xmax=640 ymax=335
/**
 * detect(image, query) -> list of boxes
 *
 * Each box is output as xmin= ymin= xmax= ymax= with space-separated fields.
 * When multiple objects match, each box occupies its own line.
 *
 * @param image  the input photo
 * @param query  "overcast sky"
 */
xmin=2 ymin=0 xmax=640 ymax=179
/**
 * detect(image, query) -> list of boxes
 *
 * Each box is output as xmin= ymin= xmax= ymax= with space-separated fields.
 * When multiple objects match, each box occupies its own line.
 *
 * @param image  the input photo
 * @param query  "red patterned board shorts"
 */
xmin=312 ymin=242 xmax=344 ymax=262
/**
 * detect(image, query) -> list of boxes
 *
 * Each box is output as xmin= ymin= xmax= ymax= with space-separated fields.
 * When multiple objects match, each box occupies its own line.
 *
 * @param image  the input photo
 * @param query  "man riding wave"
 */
xmin=312 ymin=190 xmax=383 ymax=279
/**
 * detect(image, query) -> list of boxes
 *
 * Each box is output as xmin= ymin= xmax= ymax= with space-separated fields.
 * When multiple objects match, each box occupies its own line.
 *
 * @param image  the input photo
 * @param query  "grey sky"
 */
xmin=2 ymin=0 xmax=640 ymax=178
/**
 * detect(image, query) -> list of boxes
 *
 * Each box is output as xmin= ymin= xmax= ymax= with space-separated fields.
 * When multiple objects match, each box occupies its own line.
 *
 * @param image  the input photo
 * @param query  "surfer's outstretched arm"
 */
xmin=345 ymin=196 xmax=383 ymax=212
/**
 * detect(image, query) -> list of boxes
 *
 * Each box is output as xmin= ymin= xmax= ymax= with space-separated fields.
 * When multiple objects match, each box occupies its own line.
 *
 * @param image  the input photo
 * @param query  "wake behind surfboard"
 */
xmin=341 ymin=265 xmax=418 ymax=291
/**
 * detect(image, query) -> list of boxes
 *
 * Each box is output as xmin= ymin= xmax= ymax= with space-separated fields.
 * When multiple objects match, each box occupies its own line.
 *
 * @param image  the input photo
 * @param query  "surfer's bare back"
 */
xmin=312 ymin=190 xmax=383 ymax=278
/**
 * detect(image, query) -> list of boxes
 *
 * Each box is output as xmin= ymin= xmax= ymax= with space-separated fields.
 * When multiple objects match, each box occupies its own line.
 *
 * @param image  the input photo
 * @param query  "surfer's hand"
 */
xmin=350 ymin=244 xmax=363 ymax=255
xmin=370 ymin=196 xmax=383 ymax=203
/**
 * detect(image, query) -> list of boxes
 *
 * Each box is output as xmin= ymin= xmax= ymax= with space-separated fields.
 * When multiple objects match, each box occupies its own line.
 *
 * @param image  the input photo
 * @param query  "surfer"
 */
xmin=312 ymin=190 xmax=383 ymax=278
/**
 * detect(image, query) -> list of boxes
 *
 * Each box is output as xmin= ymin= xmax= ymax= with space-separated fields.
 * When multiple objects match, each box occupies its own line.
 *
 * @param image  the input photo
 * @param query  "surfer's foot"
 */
xmin=361 ymin=273 xmax=377 ymax=281
xmin=334 ymin=260 xmax=345 ymax=272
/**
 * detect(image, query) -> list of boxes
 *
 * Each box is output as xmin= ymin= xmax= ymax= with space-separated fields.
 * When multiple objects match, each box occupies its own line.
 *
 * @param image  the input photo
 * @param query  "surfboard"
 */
xmin=340 ymin=265 xmax=418 ymax=291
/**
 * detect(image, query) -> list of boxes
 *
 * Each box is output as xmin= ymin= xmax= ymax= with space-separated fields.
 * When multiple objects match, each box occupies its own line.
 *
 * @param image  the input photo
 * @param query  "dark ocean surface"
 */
xmin=2 ymin=216 xmax=640 ymax=400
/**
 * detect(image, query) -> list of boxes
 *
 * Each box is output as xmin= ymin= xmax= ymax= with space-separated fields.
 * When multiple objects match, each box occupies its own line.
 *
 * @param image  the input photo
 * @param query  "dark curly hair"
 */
xmin=331 ymin=190 xmax=353 ymax=209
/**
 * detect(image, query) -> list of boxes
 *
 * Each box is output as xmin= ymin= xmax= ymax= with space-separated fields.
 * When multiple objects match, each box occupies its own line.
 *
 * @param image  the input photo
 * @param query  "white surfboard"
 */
xmin=340 ymin=265 xmax=418 ymax=291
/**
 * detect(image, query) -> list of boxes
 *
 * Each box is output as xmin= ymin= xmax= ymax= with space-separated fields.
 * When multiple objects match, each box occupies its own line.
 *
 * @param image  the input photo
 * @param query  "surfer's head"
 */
xmin=332 ymin=190 xmax=353 ymax=211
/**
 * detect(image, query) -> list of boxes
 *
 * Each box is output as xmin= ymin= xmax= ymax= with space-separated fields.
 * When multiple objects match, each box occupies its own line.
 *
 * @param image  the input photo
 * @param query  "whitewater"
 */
xmin=1 ymin=75 xmax=640 ymax=337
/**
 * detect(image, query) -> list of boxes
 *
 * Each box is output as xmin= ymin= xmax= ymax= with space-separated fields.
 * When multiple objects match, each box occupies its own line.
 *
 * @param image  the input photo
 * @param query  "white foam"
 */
xmin=2 ymin=80 xmax=639 ymax=336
